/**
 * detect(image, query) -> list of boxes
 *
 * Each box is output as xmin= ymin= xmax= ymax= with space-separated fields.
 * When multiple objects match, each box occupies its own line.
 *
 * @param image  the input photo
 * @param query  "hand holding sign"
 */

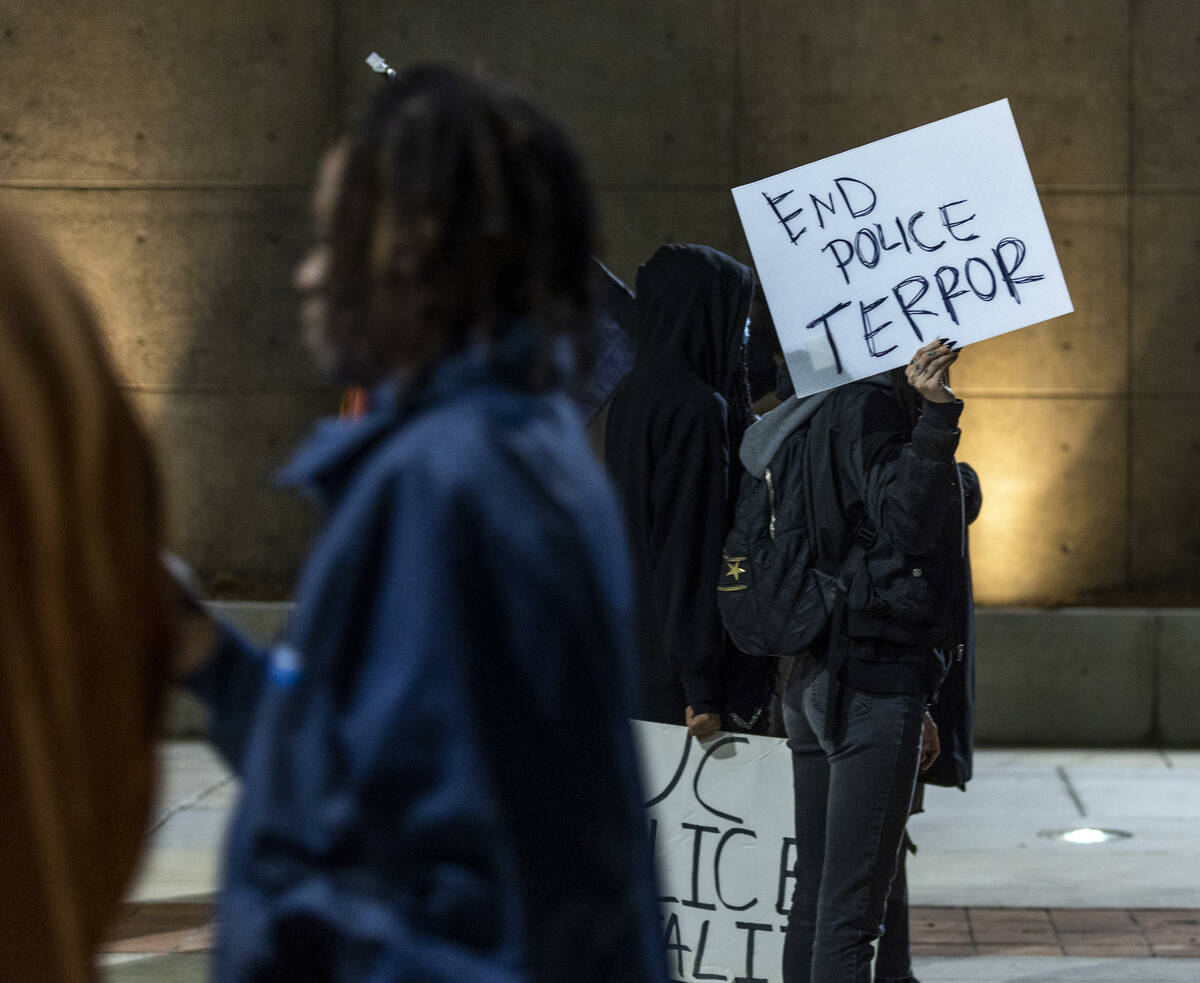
xmin=906 ymin=338 xmax=959 ymax=403
xmin=686 ymin=705 xmax=722 ymax=739
xmin=733 ymin=100 xmax=1072 ymax=399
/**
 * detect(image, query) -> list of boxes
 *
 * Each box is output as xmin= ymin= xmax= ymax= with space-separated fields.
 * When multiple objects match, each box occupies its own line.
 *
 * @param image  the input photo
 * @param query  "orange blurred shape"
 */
xmin=339 ymin=387 xmax=368 ymax=418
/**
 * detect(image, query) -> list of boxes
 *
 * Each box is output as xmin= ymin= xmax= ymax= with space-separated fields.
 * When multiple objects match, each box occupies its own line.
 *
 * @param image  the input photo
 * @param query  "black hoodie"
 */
xmin=605 ymin=244 xmax=762 ymax=723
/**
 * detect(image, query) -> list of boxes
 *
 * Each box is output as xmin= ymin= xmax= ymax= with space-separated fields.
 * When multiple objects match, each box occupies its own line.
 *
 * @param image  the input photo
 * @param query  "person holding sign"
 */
xmin=736 ymin=337 xmax=979 ymax=983
xmin=170 ymin=66 xmax=667 ymax=983
xmin=605 ymin=243 xmax=774 ymax=738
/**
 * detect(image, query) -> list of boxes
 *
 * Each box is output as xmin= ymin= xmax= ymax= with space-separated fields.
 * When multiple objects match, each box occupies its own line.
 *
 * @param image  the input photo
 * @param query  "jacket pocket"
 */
xmin=892 ymin=557 xmax=940 ymax=620
xmin=862 ymin=546 xmax=941 ymax=622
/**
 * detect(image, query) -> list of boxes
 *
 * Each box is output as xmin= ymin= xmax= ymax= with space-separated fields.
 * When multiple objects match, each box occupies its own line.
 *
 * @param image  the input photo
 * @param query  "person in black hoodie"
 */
xmin=605 ymin=243 xmax=772 ymax=737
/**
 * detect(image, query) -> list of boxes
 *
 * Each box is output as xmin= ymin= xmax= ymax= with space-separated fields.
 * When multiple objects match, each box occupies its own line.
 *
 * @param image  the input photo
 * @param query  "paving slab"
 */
xmin=96 ymin=954 xmax=1200 ymax=983
xmin=913 ymin=955 xmax=1200 ymax=982
xmin=126 ymin=743 xmax=1200 ymax=978
xmin=100 ymin=953 xmax=211 ymax=983
xmin=99 ymin=950 xmax=1200 ymax=982
xmin=128 ymin=742 xmax=234 ymax=902
xmin=154 ymin=742 xmax=237 ymax=814
xmin=910 ymin=749 xmax=1200 ymax=908
xmin=141 ymin=743 xmax=1200 ymax=910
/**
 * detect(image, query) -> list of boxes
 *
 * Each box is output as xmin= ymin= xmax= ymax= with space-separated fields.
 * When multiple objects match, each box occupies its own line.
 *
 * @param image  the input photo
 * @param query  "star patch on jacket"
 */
xmin=718 ymin=553 xmax=748 ymax=592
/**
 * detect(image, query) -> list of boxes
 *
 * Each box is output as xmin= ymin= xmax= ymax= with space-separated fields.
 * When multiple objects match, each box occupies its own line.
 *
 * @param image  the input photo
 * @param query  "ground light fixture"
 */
xmin=1038 ymin=828 xmax=1134 ymax=844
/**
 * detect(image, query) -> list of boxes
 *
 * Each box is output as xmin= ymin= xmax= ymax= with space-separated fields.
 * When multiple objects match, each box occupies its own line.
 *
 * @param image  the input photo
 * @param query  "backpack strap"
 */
xmin=796 ymin=392 xmax=872 ymax=741
xmin=821 ymin=524 xmax=867 ymax=741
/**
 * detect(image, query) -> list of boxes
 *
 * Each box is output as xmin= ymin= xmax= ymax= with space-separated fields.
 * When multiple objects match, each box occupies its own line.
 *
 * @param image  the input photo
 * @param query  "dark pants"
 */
xmin=781 ymin=656 xmax=925 ymax=983
xmin=874 ymin=837 xmax=914 ymax=982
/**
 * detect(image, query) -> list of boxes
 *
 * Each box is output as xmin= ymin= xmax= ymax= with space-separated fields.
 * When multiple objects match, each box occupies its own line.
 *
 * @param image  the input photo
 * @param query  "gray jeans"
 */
xmin=781 ymin=655 xmax=925 ymax=983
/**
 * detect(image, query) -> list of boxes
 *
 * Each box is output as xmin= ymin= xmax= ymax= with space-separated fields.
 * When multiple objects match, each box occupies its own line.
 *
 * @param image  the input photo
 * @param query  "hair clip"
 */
xmin=365 ymin=52 xmax=397 ymax=81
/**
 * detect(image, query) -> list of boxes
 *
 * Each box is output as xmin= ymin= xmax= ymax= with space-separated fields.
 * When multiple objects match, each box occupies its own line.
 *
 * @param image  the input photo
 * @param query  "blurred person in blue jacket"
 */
xmin=173 ymin=65 xmax=667 ymax=983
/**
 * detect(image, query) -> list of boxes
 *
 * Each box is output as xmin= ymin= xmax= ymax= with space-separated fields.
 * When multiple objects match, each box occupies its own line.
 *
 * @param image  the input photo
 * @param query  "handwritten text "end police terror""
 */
xmin=763 ymin=177 xmax=1046 ymax=372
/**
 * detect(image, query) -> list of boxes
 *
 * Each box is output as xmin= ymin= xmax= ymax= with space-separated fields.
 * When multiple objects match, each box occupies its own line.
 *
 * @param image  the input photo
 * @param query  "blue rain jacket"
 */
xmin=187 ymin=335 xmax=667 ymax=983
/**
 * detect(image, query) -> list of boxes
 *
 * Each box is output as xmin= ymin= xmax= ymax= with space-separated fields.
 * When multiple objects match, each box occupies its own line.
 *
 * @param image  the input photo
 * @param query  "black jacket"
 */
xmin=741 ymin=370 xmax=981 ymax=783
xmin=605 ymin=244 xmax=768 ymax=724
xmin=834 ymin=381 xmax=977 ymax=647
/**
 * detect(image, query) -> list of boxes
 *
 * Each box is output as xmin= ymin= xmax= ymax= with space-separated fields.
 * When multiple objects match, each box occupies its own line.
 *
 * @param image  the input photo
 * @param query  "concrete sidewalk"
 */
xmin=911 ymin=748 xmax=1200 ymax=909
xmin=103 ymin=743 xmax=1200 ymax=982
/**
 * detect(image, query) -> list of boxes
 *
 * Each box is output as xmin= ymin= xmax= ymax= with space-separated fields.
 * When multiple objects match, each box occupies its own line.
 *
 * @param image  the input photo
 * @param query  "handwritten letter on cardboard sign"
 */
xmin=732 ymin=100 xmax=1073 ymax=399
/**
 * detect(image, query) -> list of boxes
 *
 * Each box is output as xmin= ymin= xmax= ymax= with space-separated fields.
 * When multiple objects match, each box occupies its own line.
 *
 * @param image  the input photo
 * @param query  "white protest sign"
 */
xmin=732 ymin=99 xmax=1073 ymax=399
xmin=634 ymin=720 xmax=794 ymax=982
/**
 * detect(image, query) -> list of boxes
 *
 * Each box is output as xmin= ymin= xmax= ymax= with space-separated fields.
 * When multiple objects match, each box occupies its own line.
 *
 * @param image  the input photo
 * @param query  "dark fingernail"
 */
xmin=937 ymin=337 xmax=949 ymax=344
xmin=946 ymin=339 xmax=957 ymax=348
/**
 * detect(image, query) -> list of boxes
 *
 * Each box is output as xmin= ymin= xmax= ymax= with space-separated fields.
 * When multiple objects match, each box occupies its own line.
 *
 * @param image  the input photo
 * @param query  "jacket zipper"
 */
xmin=765 ymin=468 xmax=777 ymax=540
xmin=954 ymin=462 xmax=967 ymax=662
xmin=955 ymin=463 xmax=966 ymax=559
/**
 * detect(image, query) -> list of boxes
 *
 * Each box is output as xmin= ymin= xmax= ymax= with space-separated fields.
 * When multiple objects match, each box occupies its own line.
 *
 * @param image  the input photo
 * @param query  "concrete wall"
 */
xmin=975 ymin=608 xmax=1200 ymax=746
xmin=0 ymin=1 xmax=339 ymax=595
xmin=1 ymin=1 xmax=1197 ymax=605
xmin=176 ymin=604 xmax=1200 ymax=746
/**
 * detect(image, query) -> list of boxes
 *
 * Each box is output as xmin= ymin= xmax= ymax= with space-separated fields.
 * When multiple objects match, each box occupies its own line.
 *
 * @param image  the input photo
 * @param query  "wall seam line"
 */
xmin=332 ymin=0 xmax=345 ymax=137
xmin=1125 ymin=0 xmax=1137 ymax=595
xmin=0 ymin=182 xmax=309 ymax=191
xmin=1150 ymin=612 xmax=1163 ymax=744
xmin=732 ymin=0 xmax=742 ymax=189
xmin=0 ymin=179 xmax=1173 ymax=195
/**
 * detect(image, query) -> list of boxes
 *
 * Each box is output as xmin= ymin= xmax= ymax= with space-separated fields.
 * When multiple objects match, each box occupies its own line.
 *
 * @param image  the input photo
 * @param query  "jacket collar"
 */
xmin=278 ymin=320 xmax=571 ymax=506
xmin=276 ymin=379 xmax=412 ymax=506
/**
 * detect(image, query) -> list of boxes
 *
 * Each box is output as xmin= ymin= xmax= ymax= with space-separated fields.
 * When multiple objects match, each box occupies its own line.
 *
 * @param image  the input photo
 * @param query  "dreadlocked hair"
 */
xmin=323 ymin=64 xmax=597 ymax=387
